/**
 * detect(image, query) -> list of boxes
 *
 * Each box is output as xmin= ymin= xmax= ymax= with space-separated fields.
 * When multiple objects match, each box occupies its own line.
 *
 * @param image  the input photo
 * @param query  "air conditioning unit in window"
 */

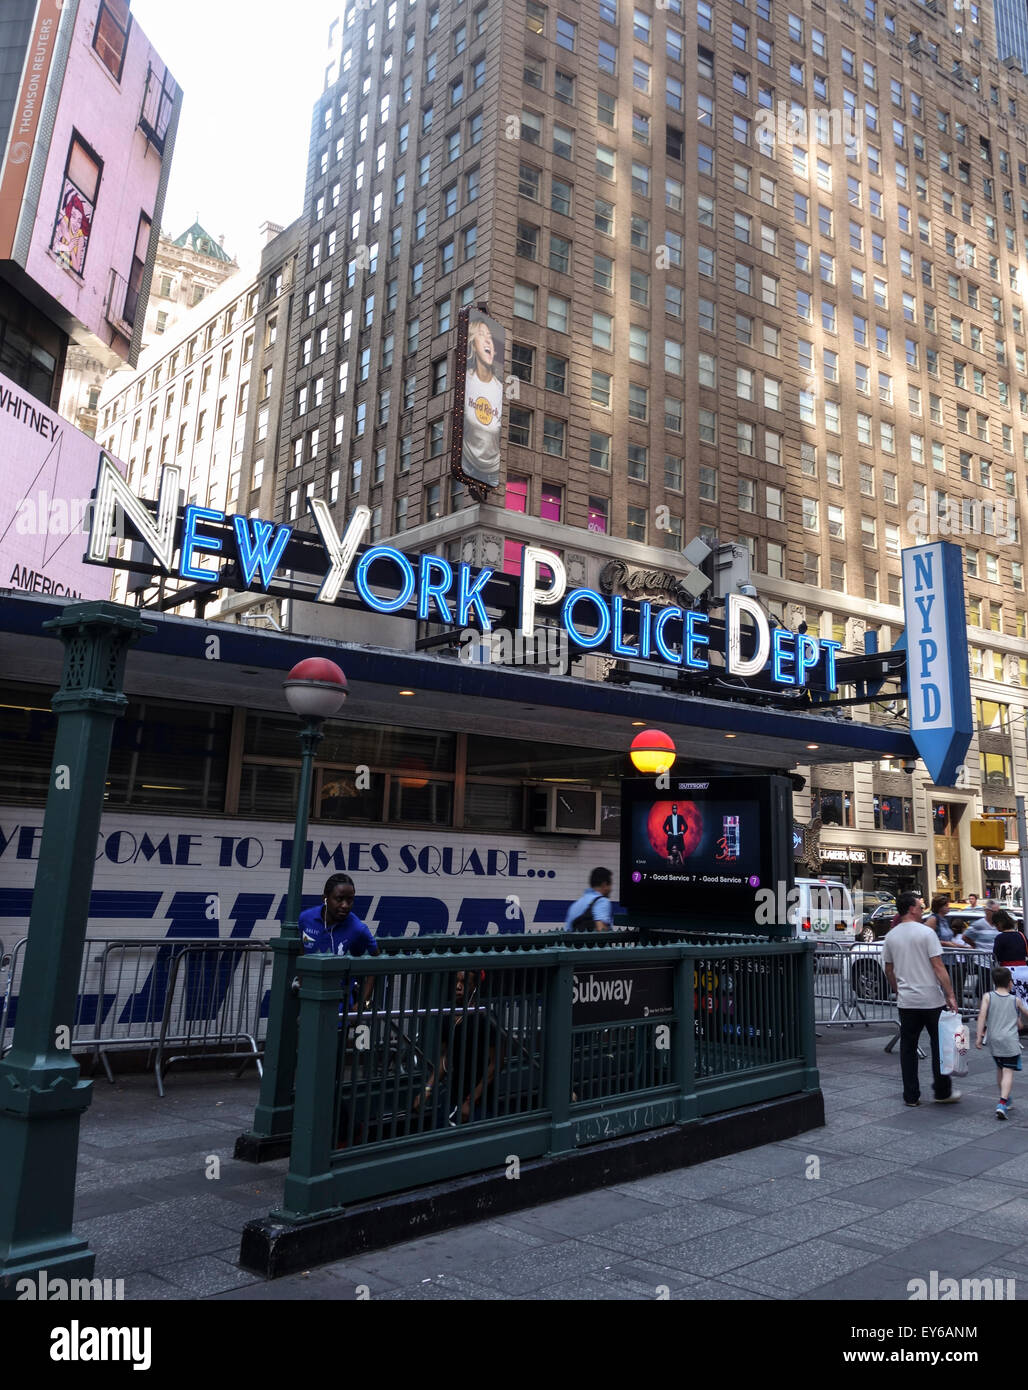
xmin=529 ymin=785 xmax=601 ymax=835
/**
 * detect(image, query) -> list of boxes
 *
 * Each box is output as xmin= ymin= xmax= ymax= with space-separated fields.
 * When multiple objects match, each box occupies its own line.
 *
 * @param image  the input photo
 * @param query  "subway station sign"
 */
xmin=86 ymin=457 xmax=845 ymax=688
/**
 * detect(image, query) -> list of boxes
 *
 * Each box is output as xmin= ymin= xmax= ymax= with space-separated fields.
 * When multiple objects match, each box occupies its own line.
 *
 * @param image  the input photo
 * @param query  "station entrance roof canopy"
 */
xmin=0 ymin=594 xmax=917 ymax=771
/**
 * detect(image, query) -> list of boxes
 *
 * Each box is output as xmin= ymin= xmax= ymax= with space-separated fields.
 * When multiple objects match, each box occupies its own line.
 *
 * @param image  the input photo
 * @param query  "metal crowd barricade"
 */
xmin=92 ymin=940 xmax=184 ymax=1082
xmin=155 ymin=942 xmax=272 ymax=1097
xmin=812 ymin=940 xmax=996 ymax=1053
xmin=0 ymin=936 xmax=274 ymax=1094
xmin=813 ymin=941 xmax=902 ymax=1049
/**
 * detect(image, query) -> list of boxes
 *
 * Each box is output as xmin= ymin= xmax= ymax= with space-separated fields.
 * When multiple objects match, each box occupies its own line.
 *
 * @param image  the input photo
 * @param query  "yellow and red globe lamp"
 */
xmin=629 ymin=728 xmax=676 ymax=775
xmin=283 ymin=657 xmax=347 ymax=720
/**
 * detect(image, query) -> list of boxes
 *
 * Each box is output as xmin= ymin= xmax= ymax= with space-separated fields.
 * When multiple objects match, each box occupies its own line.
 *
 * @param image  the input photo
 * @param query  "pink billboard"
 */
xmin=0 ymin=367 xmax=123 ymax=601
xmin=0 ymin=1 xmax=180 ymax=364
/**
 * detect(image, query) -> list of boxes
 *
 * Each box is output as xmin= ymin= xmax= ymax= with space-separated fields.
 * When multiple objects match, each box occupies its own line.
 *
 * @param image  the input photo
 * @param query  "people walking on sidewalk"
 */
xmin=962 ymin=899 xmax=1001 ymax=953
xmin=924 ymin=894 xmax=956 ymax=943
xmin=975 ymin=966 xmax=1028 ymax=1120
xmin=883 ymin=891 xmax=961 ymax=1107
xmin=992 ymin=910 xmax=1028 ymax=1007
xmin=563 ymin=867 xmax=614 ymax=931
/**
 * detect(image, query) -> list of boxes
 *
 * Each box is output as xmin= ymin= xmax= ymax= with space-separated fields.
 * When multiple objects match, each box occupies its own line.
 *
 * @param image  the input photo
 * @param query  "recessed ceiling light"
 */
xmin=398 ymin=689 xmax=415 ymax=696
xmin=806 ymin=743 xmax=820 ymax=750
xmin=724 ymin=733 xmax=737 ymax=739
xmin=631 ymin=720 xmax=645 ymax=726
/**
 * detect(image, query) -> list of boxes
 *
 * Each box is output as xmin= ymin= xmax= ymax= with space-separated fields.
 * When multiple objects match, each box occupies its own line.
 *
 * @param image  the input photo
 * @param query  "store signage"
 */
xmin=901 ymin=541 xmax=973 ymax=787
xmin=871 ymin=850 xmax=924 ymax=867
xmin=819 ymin=848 xmax=868 ymax=864
xmin=86 ymin=456 xmax=840 ymax=691
xmin=571 ymin=964 xmax=674 ymax=1025
xmin=599 ymin=560 xmax=695 ymax=606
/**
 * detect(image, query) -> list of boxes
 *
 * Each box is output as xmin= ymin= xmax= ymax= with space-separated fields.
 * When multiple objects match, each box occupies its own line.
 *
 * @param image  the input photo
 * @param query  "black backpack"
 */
xmin=570 ymin=892 xmax=602 ymax=931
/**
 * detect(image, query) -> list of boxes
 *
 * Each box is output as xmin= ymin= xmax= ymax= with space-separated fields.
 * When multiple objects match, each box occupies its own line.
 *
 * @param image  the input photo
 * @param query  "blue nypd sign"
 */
xmin=901 ymin=541 xmax=973 ymax=787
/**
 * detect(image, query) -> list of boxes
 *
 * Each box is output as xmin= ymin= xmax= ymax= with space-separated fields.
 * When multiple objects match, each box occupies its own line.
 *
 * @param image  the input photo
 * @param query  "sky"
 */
xmin=131 ymin=0 xmax=340 ymax=265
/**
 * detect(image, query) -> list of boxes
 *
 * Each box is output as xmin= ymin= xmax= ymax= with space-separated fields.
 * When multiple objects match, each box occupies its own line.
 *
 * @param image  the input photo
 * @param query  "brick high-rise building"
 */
xmin=227 ymin=0 xmax=1028 ymax=902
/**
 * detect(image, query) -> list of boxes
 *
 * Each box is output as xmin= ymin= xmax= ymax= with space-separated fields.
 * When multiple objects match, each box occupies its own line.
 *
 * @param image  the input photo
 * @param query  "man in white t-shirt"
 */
xmin=883 ymin=891 xmax=960 ymax=1107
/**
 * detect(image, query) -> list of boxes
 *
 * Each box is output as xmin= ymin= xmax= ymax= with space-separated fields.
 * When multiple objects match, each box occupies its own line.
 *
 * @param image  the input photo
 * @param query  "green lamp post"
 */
xmin=0 ymin=602 xmax=152 ymax=1296
xmin=236 ymin=657 xmax=347 ymax=1161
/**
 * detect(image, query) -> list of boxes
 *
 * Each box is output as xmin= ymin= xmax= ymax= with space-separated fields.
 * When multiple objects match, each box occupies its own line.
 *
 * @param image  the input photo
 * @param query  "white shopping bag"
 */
xmin=939 ymin=1011 xmax=969 ymax=1076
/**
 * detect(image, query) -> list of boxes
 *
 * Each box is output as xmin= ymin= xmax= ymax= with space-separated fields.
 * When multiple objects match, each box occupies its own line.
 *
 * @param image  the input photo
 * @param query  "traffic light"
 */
xmin=970 ymin=818 xmax=1006 ymax=850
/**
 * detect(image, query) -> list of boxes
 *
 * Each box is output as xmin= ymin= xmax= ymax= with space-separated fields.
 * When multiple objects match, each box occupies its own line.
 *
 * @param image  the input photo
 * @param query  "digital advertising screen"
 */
xmin=620 ymin=776 xmax=794 ymax=930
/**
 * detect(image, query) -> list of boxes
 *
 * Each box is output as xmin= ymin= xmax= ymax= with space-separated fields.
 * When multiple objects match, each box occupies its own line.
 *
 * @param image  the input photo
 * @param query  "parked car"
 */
xmin=848 ymin=939 xmax=993 ymax=1009
xmin=857 ymin=902 xmax=896 ymax=943
xmin=944 ymin=908 xmax=1024 ymax=938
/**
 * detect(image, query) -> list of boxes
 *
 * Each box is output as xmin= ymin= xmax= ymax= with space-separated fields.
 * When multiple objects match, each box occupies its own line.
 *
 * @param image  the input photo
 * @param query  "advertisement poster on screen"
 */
xmin=452 ymin=306 xmax=505 ymax=492
xmin=620 ymin=776 xmax=794 ymax=927
xmin=0 ymin=368 xmax=123 ymax=601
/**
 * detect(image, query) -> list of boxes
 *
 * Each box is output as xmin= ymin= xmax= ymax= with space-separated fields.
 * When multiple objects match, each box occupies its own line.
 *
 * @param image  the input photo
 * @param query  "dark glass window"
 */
xmin=0 ymin=685 xmax=230 ymax=812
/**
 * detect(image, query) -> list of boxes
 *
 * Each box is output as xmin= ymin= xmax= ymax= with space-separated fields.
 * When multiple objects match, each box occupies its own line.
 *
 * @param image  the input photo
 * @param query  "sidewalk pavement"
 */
xmin=72 ymin=1027 xmax=1028 ymax=1301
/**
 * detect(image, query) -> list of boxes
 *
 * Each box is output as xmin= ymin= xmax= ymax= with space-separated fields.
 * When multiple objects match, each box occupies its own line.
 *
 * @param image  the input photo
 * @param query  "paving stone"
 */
xmin=471 ymin=1238 xmax=624 ymax=1296
xmin=711 ymin=1145 xmax=816 ymax=1178
xmin=611 ymin=1162 xmax=759 ymax=1203
xmin=219 ymin=1260 xmax=401 ymax=1299
xmin=707 ymin=1175 xmax=851 ymax=1216
xmin=795 ymin=1259 xmax=925 ymax=1301
xmin=597 ymin=1257 xmax=706 ymax=1299
xmin=375 ymin=1276 xmax=518 ymax=1300
xmin=577 ymin=1199 xmax=753 ymax=1255
xmin=721 ymin=1238 xmax=882 ymax=1295
xmin=840 ymin=1175 xmax=948 ymax=1210
xmin=497 ymin=1188 xmax=663 ymax=1240
xmin=143 ymin=1253 xmax=264 ymax=1296
xmin=745 ymin=1196 xmax=874 ymax=1240
xmin=647 ymin=1226 xmax=797 ymax=1278
xmin=880 ymin=1231 xmax=1019 ymax=1276
xmin=80 ymin=1210 xmax=238 ymax=1278
xmin=351 ymin=1223 xmax=559 ymax=1288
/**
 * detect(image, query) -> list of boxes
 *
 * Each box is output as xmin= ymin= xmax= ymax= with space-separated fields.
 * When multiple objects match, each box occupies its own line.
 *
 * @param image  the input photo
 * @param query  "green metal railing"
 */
xmin=274 ymin=936 xmax=818 ymax=1221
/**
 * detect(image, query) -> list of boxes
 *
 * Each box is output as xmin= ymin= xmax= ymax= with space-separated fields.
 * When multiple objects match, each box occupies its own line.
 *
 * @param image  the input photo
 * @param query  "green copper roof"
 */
xmin=170 ymin=221 xmax=234 ymax=263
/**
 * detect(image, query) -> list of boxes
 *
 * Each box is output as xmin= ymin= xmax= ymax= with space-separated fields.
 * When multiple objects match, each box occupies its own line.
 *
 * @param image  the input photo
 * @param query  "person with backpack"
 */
xmin=563 ymin=867 xmax=614 ymax=932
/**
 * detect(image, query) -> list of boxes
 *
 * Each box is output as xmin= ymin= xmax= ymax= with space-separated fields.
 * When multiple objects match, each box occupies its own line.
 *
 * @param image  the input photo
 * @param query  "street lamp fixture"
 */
xmin=237 ymin=657 xmax=346 ymax=1160
xmin=630 ymin=728 xmax=677 ymax=775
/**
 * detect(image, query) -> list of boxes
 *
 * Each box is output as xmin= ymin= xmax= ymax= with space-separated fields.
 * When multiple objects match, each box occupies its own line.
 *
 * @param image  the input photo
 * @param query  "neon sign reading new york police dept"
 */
xmin=86 ymin=455 xmax=838 ymax=692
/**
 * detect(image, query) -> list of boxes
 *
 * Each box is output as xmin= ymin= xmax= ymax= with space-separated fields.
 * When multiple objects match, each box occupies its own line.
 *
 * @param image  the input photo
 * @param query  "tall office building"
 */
xmin=992 ymin=0 xmax=1028 ymax=74
xmin=59 ymin=220 xmax=238 ymax=437
xmin=223 ymin=0 xmax=1028 ymax=898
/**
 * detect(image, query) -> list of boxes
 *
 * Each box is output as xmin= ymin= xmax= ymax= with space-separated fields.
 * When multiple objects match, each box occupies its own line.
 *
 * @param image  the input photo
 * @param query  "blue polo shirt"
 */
xmin=299 ymin=906 xmax=379 ymax=958
xmin=299 ymin=908 xmax=378 ymax=1014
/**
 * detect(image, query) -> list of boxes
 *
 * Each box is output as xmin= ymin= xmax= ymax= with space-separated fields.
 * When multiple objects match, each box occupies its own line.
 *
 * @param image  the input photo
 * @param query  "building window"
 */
xmin=508 ymin=407 xmax=532 ymax=447
xmin=52 ymin=132 xmax=104 ymax=280
xmin=626 ymin=506 xmax=647 ymax=543
xmin=93 ymin=0 xmax=131 ymax=81
xmin=590 ymin=433 xmax=611 ymax=471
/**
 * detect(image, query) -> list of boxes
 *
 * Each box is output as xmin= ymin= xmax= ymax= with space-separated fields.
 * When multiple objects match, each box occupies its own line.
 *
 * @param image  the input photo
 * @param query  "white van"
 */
xmin=792 ymin=877 xmax=858 ymax=941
